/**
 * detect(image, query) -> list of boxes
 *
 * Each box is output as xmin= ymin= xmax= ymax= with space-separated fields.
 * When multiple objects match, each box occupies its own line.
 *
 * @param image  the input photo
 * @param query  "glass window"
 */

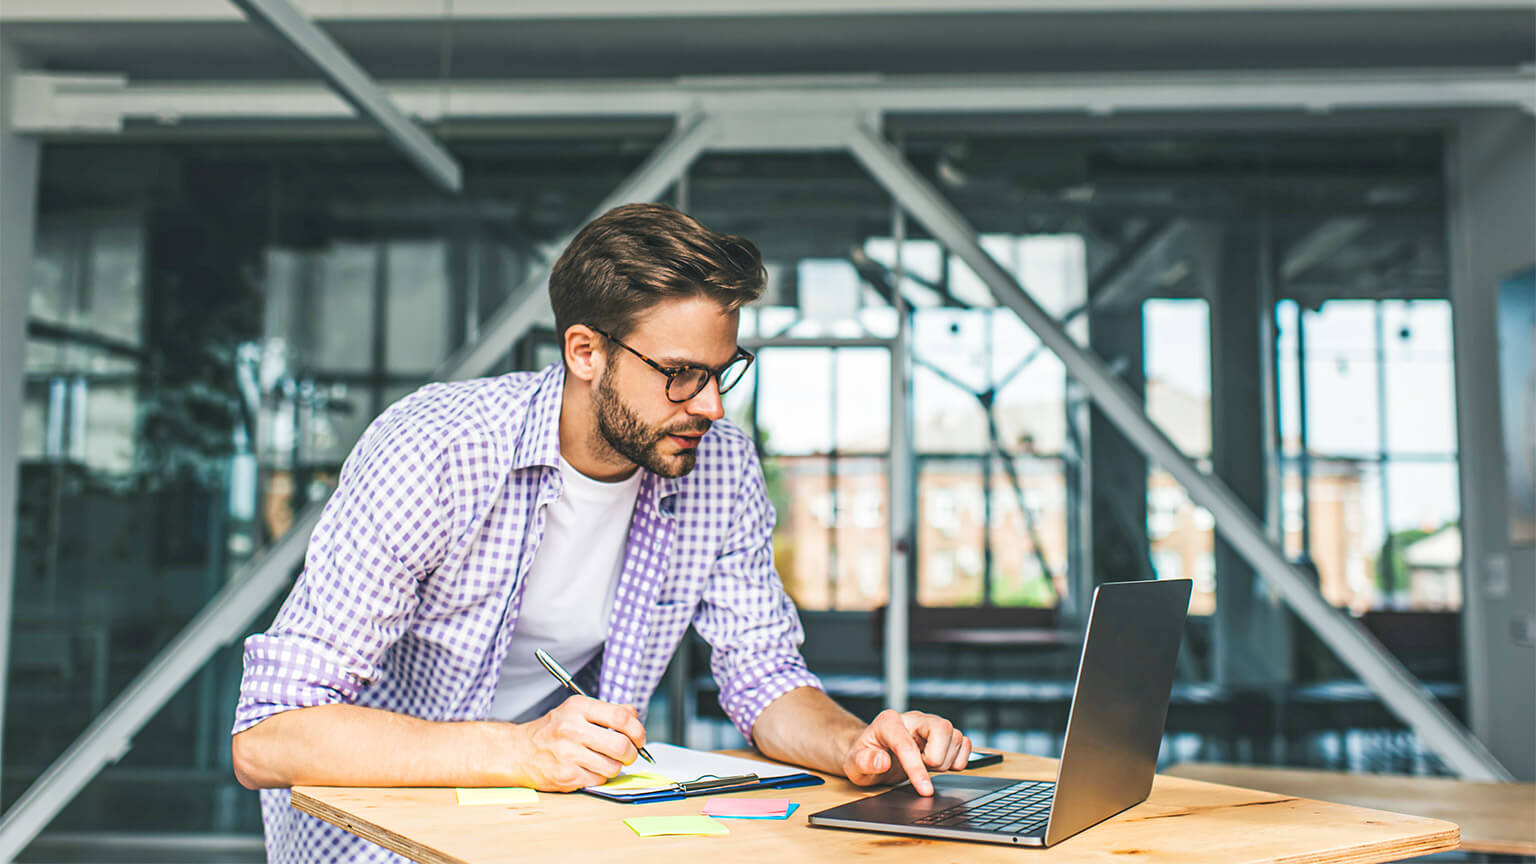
xmin=309 ymin=243 xmax=378 ymax=374
xmin=385 ymin=239 xmax=452 ymax=373
xmin=1276 ymin=298 xmax=1460 ymax=611
xmin=917 ymin=460 xmax=986 ymax=606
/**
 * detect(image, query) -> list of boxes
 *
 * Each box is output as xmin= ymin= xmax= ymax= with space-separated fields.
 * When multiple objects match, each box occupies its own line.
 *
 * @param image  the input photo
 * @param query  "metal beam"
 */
xmin=0 ymin=39 xmax=42 ymax=800
xmin=885 ymin=197 xmax=913 ymax=713
xmin=435 ymin=113 xmax=717 ymax=381
xmin=1281 ymin=217 xmax=1373 ymax=281
xmin=7 ymin=0 xmax=1536 ymax=21
xmin=0 ymin=125 xmax=709 ymax=862
xmin=226 ymin=0 xmax=462 ymax=193
xmin=844 ymin=120 xmax=1514 ymax=781
xmin=11 ymin=68 xmax=1536 ymax=135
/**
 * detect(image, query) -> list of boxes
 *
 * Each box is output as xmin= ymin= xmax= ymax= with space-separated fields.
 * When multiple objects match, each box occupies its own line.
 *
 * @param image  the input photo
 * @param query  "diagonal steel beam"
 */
xmin=0 ymin=117 xmax=715 ymax=862
xmin=844 ymin=120 xmax=1513 ymax=782
xmin=227 ymin=0 xmax=462 ymax=193
xmin=437 ymin=114 xmax=718 ymax=380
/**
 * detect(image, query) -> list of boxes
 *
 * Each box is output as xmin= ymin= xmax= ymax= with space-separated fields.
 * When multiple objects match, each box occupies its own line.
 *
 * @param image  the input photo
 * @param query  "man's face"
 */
xmin=591 ymin=296 xmax=740 ymax=478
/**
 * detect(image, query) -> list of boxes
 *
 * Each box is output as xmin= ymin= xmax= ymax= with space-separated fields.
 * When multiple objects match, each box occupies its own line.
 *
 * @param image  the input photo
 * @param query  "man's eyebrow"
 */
xmin=657 ymin=352 xmax=734 ymax=369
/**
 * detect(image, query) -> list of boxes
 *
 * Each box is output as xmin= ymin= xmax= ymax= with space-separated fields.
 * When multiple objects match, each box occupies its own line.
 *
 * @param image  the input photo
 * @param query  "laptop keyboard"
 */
xmin=911 ymin=780 xmax=1054 ymax=836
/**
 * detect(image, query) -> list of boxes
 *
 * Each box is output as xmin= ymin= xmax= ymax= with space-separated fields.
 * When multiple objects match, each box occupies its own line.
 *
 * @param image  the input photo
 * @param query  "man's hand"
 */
xmin=841 ymin=709 xmax=971 ymax=796
xmin=506 ymin=695 xmax=648 ymax=792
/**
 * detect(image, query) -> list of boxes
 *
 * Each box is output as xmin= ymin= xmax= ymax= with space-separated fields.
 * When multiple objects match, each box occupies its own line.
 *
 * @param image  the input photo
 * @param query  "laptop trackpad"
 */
xmin=818 ymin=775 xmax=1020 ymax=820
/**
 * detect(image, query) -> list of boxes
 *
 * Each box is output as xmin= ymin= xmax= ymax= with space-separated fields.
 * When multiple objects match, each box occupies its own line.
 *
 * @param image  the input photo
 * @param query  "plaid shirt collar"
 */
xmin=513 ymin=362 xmax=681 ymax=518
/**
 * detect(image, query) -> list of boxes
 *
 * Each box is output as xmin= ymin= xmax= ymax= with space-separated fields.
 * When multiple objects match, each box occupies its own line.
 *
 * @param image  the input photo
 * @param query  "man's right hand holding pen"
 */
xmin=502 ymin=694 xmax=650 ymax=792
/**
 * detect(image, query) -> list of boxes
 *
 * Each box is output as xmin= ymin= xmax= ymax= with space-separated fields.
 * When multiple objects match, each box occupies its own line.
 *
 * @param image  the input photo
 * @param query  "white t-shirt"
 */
xmin=488 ymin=455 xmax=643 ymax=723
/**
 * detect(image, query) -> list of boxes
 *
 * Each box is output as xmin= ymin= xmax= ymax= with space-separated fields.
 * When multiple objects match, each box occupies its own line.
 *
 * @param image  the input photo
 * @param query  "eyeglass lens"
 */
xmin=666 ymin=356 xmax=750 ymax=402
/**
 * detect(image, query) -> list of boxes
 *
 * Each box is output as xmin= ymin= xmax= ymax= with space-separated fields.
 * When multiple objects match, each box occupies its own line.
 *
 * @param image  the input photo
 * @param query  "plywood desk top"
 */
xmin=293 ymin=750 xmax=1458 ymax=864
xmin=1164 ymin=762 xmax=1532 ymax=856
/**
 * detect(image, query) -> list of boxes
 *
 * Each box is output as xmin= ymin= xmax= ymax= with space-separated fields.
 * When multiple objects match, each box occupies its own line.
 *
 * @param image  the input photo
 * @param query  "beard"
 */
xmin=591 ymin=366 xmax=711 ymax=478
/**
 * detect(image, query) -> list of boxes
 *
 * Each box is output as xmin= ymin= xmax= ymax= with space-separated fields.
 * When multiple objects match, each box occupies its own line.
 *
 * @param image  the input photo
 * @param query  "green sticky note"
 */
xmin=624 ymin=815 xmax=730 ymax=837
xmin=455 ymin=787 xmax=540 ymax=806
xmin=596 ymin=771 xmax=675 ymax=792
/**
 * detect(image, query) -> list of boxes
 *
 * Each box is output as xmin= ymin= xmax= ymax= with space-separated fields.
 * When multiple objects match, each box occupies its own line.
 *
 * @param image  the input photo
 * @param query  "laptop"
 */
xmin=807 ymin=578 xmax=1192 ymax=847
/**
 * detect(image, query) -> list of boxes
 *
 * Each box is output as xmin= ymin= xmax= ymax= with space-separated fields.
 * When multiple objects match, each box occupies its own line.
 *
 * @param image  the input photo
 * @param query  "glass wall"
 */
xmin=7 ymin=136 xmax=664 ymax=831
xmin=6 ymin=124 xmax=1462 ymax=837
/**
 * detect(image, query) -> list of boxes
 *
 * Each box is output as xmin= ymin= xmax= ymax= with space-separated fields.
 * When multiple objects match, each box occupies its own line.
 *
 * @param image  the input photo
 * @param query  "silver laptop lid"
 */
xmin=1044 ymin=578 xmax=1191 ymax=846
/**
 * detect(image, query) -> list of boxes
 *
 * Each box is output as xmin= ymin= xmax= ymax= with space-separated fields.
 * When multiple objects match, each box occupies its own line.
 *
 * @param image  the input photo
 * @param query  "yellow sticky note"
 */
xmin=596 ymin=771 xmax=675 ymax=792
xmin=624 ymin=815 xmax=729 ymax=837
xmin=455 ymin=787 xmax=539 ymax=806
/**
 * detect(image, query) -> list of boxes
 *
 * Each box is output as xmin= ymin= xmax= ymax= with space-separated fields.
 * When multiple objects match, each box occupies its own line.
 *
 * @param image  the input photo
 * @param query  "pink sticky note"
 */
xmin=700 ymin=798 xmax=791 ymax=818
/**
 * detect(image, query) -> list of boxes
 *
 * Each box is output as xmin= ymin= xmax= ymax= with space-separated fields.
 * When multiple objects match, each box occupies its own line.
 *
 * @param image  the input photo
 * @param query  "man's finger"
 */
xmin=880 ymin=716 xmax=933 ymax=795
xmin=856 ymin=746 xmax=890 ymax=778
xmin=581 ymin=699 xmax=648 ymax=750
xmin=918 ymin=717 xmax=955 ymax=767
xmin=955 ymin=735 xmax=974 ymax=771
xmin=585 ymin=724 xmax=640 ymax=765
xmin=941 ymin=729 xmax=965 ymax=770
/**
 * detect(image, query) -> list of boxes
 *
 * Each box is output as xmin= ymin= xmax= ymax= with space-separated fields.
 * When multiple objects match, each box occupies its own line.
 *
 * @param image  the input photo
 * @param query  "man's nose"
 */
xmin=686 ymin=377 xmax=725 ymax=421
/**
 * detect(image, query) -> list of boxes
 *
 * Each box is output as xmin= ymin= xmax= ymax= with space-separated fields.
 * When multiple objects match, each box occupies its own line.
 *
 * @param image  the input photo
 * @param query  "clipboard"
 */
xmin=582 ymin=742 xmax=824 ymax=804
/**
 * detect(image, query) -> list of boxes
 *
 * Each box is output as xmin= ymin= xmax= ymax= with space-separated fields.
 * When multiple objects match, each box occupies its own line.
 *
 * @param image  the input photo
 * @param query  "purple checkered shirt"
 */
xmin=234 ymin=362 xmax=822 ymax=864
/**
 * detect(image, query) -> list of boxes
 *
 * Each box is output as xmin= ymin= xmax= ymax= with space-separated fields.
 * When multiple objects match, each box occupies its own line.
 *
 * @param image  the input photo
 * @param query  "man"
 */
xmin=232 ymin=203 xmax=971 ymax=863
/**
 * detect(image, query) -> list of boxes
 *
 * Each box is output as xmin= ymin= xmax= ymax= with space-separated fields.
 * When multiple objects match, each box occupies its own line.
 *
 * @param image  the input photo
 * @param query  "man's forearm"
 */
xmin=232 ymin=704 xmax=513 ymax=790
xmin=749 ymin=686 xmax=865 ymax=776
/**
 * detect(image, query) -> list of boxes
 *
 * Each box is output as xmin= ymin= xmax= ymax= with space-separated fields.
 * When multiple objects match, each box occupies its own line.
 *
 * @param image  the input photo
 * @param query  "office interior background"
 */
xmin=0 ymin=1 xmax=1533 ymax=861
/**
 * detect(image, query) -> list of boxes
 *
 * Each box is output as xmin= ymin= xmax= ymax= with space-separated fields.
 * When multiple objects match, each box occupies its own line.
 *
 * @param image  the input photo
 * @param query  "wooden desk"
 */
xmin=293 ymin=750 xmax=1458 ymax=863
xmin=1165 ymin=762 xmax=1533 ymax=856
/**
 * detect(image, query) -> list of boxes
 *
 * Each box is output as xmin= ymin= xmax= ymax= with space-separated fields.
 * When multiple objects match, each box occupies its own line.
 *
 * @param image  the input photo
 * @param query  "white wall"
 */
xmin=1448 ymin=108 xmax=1536 ymax=781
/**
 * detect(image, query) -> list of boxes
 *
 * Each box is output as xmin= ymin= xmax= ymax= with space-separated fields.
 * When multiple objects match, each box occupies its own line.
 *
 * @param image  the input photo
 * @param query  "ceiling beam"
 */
xmin=6 ymin=0 xmax=1535 ymax=22
xmin=11 ymin=67 xmax=1535 ymax=136
xmin=226 ymin=0 xmax=462 ymax=192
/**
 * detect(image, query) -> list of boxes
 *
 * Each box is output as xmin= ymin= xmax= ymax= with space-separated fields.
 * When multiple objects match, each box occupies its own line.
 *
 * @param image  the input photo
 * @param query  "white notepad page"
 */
xmin=587 ymin=742 xmax=804 ymax=794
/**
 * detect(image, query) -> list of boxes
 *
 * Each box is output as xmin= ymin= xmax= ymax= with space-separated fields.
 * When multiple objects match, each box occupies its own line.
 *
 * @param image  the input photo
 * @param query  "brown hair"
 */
xmin=548 ymin=202 xmax=767 ymax=341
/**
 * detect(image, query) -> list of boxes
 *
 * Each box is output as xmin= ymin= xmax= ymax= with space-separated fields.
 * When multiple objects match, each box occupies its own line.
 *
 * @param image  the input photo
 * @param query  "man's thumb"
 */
xmin=862 ymin=748 xmax=890 ymax=775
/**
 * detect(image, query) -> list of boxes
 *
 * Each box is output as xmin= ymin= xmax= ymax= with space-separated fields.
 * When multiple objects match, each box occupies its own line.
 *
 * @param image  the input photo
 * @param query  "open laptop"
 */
xmin=807 ymin=578 xmax=1192 ymax=847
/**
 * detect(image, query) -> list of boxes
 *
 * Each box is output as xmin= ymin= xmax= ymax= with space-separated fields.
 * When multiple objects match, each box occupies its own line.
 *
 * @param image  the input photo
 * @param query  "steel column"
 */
xmin=884 ymin=194 xmax=912 ymax=712
xmin=0 ymin=39 xmax=42 ymax=798
xmin=844 ymin=121 xmax=1513 ymax=782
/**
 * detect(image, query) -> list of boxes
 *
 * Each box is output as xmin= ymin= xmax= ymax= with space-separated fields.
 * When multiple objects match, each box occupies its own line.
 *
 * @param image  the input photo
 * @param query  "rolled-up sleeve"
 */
xmin=691 ymin=447 xmax=823 ymax=742
xmin=233 ymin=407 xmax=449 ymax=734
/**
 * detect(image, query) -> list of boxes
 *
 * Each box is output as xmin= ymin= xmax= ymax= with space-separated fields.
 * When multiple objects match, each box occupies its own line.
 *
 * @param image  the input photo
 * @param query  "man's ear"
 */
xmin=564 ymin=324 xmax=604 ymax=384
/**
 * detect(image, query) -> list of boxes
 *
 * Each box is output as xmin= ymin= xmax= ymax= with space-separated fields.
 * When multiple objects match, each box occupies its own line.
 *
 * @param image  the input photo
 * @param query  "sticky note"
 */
xmin=624 ymin=815 xmax=730 ymax=837
xmin=705 ymin=802 xmax=800 ymax=820
xmin=596 ymin=771 xmax=675 ymax=792
xmin=455 ymin=787 xmax=539 ymax=806
xmin=701 ymin=798 xmax=791 ymax=818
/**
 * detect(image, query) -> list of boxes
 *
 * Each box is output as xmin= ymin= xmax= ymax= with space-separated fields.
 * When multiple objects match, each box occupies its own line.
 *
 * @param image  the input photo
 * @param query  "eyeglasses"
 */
xmin=590 ymin=326 xmax=755 ymax=404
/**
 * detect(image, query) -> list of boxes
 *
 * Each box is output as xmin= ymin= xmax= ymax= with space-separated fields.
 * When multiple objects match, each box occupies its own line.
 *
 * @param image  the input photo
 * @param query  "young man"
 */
xmin=232 ymin=203 xmax=971 ymax=862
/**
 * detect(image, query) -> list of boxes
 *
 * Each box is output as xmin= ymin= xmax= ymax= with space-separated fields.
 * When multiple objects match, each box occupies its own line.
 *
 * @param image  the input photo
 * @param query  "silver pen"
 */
xmin=534 ymin=648 xmax=655 ymax=764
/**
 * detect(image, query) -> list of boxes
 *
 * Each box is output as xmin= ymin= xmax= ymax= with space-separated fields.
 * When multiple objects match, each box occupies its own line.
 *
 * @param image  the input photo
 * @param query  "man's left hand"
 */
xmin=842 ymin=709 xmax=972 ymax=796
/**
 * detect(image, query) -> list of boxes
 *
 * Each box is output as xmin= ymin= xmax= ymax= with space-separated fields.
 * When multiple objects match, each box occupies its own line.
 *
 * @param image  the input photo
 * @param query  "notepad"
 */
xmin=700 ymin=798 xmax=790 ymax=818
xmin=624 ymin=815 xmax=729 ymax=837
xmin=585 ymin=742 xmax=819 ymax=802
xmin=455 ymin=787 xmax=539 ymax=806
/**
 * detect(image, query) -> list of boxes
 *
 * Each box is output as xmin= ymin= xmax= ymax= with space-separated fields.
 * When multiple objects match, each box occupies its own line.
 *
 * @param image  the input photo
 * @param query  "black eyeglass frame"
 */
xmin=589 ymin=326 xmax=755 ymax=404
